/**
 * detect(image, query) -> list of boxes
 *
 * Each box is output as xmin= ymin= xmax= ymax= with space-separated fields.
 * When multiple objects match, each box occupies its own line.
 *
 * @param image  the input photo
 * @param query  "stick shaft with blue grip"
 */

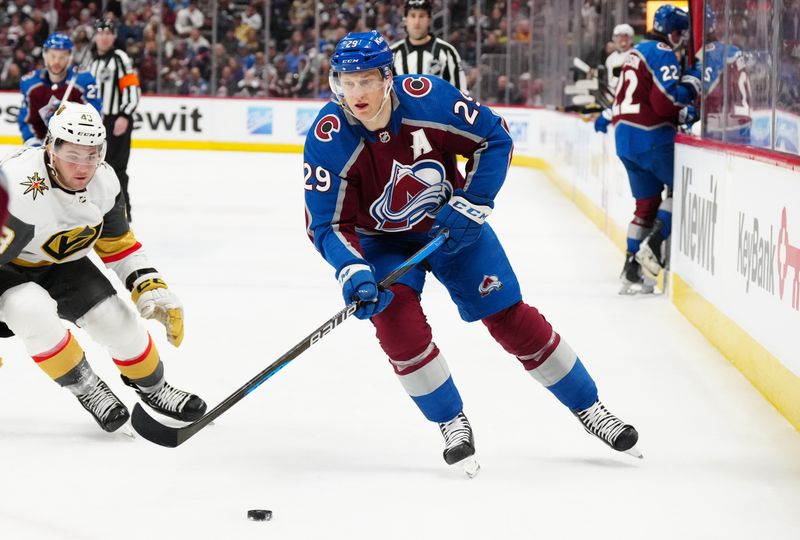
xmin=131 ymin=230 xmax=448 ymax=448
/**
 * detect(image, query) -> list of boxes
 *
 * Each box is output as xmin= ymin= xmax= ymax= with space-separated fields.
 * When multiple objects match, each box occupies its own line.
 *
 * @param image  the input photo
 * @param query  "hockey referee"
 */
xmin=88 ymin=19 xmax=141 ymax=222
xmin=390 ymin=0 xmax=468 ymax=93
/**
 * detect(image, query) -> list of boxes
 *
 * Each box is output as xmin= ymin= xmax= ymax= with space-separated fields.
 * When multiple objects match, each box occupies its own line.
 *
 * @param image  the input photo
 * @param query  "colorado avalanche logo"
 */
xmin=370 ymin=159 xmax=452 ymax=232
xmin=314 ymin=114 xmax=341 ymax=142
xmin=479 ymin=275 xmax=503 ymax=297
xmin=402 ymin=77 xmax=433 ymax=98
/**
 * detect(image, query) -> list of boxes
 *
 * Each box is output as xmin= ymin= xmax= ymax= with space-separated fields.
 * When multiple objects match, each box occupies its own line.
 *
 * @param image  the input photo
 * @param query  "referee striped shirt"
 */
xmin=390 ymin=34 xmax=468 ymax=93
xmin=87 ymin=48 xmax=141 ymax=117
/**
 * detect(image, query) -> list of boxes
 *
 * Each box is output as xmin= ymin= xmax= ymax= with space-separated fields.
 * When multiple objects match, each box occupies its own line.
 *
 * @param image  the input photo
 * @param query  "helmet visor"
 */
xmin=51 ymin=141 xmax=106 ymax=166
xmin=330 ymin=70 xmax=389 ymax=101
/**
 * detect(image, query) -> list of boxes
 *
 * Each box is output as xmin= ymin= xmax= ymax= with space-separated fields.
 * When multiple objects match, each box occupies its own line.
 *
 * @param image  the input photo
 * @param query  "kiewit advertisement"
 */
xmin=673 ymin=143 xmax=800 ymax=376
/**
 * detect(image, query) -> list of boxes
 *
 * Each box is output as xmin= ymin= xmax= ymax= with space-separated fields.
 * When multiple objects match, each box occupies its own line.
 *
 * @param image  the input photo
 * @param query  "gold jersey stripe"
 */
xmin=11 ymin=258 xmax=53 ymax=268
xmin=94 ymin=230 xmax=139 ymax=260
xmin=113 ymin=335 xmax=161 ymax=380
xmin=33 ymin=332 xmax=85 ymax=380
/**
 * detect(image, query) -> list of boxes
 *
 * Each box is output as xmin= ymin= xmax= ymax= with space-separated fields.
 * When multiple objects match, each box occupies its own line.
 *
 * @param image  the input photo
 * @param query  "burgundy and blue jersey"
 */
xmin=611 ymin=38 xmax=695 ymax=157
xmin=703 ymin=41 xmax=752 ymax=142
xmin=303 ymin=74 xmax=513 ymax=276
xmin=18 ymin=67 xmax=102 ymax=142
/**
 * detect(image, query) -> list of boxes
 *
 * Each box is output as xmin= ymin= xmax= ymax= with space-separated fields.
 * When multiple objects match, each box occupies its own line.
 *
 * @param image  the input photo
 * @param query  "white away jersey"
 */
xmin=0 ymin=146 xmax=122 ymax=266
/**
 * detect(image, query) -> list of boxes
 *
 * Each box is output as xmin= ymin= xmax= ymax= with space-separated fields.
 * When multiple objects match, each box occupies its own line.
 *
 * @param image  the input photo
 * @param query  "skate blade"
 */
xmin=618 ymin=282 xmax=655 ymax=295
xmin=116 ymin=425 xmax=135 ymax=439
xmin=455 ymin=456 xmax=481 ymax=478
xmin=623 ymin=445 xmax=643 ymax=459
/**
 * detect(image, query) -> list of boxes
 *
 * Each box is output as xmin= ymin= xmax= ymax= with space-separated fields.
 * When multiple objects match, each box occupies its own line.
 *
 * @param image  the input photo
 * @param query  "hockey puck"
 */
xmin=247 ymin=509 xmax=272 ymax=521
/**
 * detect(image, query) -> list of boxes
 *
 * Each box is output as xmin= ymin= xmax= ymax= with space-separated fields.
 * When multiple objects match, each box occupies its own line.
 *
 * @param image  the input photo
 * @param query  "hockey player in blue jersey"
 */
xmin=303 ymin=31 xmax=642 ymax=475
xmin=609 ymin=5 xmax=701 ymax=294
xmin=19 ymin=33 xmax=102 ymax=146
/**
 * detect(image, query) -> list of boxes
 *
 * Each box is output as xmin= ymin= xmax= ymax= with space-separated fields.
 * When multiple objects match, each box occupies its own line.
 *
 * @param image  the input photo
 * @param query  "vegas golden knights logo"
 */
xmin=42 ymin=223 xmax=102 ymax=261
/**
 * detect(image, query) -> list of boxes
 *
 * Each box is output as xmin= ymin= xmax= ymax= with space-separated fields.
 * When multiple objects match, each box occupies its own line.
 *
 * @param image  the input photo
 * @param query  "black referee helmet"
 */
xmin=94 ymin=18 xmax=117 ymax=32
xmin=404 ymin=0 xmax=432 ymax=15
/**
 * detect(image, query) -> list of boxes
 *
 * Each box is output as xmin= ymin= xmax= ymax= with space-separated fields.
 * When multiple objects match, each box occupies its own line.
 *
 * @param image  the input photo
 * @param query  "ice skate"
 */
xmin=573 ymin=400 xmax=642 ymax=458
xmin=122 ymin=375 xmax=207 ymax=422
xmin=75 ymin=378 xmax=130 ymax=433
xmin=636 ymin=228 xmax=667 ymax=280
xmin=619 ymin=252 xmax=655 ymax=295
xmin=438 ymin=412 xmax=480 ymax=478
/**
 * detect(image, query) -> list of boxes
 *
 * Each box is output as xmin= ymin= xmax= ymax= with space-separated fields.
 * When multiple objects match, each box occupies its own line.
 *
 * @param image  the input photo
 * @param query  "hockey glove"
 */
xmin=680 ymin=65 xmax=702 ymax=100
xmin=430 ymin=190 xmax=493 ymax=255
xmin=594 ymin=109 xmax=612 ymax=133
xmin=132 ymin=277 xmax=184 ymax=347
xmin=678 ymin=105 xmax=699 ymax=126
xmin=338 ymin=263 xmax=394 ymax=320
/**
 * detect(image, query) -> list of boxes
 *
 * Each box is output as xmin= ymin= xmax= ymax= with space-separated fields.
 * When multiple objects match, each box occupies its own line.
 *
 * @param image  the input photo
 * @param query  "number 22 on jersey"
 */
xmin=612 ymin=70 xmax=641 ymax=116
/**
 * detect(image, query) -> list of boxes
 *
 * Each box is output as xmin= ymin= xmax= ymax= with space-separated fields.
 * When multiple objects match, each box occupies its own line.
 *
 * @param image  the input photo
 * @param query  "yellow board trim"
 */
xmin=673 ymin=274 xmax=800 ymax=431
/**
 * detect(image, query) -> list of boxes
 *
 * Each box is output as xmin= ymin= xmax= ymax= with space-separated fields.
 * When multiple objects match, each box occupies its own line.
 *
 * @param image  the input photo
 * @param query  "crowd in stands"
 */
xmin=0 ymin=0 xmax=544 ymax=103
xmin=2 ymin=0 xmax=796 ymax=115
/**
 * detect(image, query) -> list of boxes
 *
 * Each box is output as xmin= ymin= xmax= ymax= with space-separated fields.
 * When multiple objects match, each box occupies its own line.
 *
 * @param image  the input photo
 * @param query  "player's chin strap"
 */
xmin=363 ymin=78 xmax=394 ymax=125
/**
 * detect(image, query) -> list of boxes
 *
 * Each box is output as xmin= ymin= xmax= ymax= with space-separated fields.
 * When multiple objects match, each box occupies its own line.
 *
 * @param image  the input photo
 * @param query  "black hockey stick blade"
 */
xmin=130 ymin=231 xmax=449 ymax=448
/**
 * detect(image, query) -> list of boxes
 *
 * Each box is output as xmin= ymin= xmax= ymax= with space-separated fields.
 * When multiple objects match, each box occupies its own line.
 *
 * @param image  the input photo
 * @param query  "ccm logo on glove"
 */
xmin=450 ymin=196 xmax=491 ymax=224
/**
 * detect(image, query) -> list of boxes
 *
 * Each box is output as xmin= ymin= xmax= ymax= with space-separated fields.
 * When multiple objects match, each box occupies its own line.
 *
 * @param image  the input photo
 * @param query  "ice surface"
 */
xmin=1 ymin=148 xmax=798 ymax=539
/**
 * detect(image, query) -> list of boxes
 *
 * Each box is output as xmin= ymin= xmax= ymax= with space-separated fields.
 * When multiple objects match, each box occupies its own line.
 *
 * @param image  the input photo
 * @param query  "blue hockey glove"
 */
xmin=430 ymin=190 xmax=493 ymax=255
xmin=338 ymin=263 xmax=394 ymax=320
xmin=594 ymin=109 xmax=612 ymax=133
xmin=680 ymin=64 xmax=702 ymax=100
xmin=678 ymin=105 xmax=698 ymax=126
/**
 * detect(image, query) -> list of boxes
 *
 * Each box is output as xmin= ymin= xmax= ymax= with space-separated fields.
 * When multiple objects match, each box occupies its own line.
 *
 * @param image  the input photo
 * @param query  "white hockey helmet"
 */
xmin=46 ymin=101 xmax=106 ymax=164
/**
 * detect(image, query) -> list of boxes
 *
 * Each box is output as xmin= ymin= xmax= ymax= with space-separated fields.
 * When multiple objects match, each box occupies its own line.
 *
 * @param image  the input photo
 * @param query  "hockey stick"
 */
xmin=131 ymin=230 xmax=449 ymax=448
xmin=60 ymin=44 xmax=92 ymax=105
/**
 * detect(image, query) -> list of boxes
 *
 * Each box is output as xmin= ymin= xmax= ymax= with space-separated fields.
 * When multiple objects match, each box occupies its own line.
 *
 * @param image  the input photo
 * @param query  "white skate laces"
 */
xmin=79 ymin=380 xmax=122 ymax=422
xmin=438 ymin=412 xmax=480 ymax=478
xmin=146 ymin=382 xmax=192 ymax=414
xmin=574 ymin=400 xmax=642 ymax=458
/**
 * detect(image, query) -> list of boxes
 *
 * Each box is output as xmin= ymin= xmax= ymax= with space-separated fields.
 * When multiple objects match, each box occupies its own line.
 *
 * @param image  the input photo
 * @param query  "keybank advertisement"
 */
xmin=673 ymin=144 xmax=800 ymax=375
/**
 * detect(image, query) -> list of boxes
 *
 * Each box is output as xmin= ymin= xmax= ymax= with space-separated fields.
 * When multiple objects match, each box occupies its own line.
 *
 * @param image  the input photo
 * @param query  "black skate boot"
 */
xmin=75 ymin=379 xmax=130 ymax=432
xmin=619 ymin=252 xmax=654 ymax=295
xmin=636 ymin=219 xmax=667 ymax=279
xmin=122 ymin=375 xmax=207 ymax=422
xmin=574 ymin=400 xmax=642 ymax=458
xmin=438 ymin=412 xmax=480 ymax=477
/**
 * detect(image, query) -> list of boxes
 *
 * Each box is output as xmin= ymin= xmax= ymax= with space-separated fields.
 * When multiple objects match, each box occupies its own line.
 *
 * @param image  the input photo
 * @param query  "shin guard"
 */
xmin=372 ymin=285 xmax=463 ymax=422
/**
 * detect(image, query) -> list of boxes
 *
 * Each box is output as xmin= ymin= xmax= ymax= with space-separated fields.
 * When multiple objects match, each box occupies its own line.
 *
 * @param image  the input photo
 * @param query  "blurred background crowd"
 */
xmin=1 ymin=0 xmax=799 ymax=151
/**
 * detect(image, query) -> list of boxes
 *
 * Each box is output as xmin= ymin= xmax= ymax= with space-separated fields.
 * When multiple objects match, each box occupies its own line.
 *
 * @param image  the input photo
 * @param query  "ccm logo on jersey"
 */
xmin=402 ymin=77 xmax=433 ymax=98
xmin=314 ymin=114 xmax=341 ymax=142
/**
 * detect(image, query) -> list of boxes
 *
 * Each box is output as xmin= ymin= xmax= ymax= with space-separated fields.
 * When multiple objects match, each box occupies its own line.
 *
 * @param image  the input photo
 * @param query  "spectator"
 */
xmin=605 ymin=23 xmax=634 ymax=90
xmin=174 ymin=0 xmax=204 ymax=38
xmin=117 ymin=11 xmax=144 ymax=48
xmin=0 ymin=62 xmax=22 ymax=90
xmin=494 ymin=74 xmax=522 ymax=104
xmin=237 ymin=67 xmax=262 ymax=96
xmin=185 ymin=27 xmax=210 ymax=55
xmin=242 ymin=5 xmax=262 ymax=32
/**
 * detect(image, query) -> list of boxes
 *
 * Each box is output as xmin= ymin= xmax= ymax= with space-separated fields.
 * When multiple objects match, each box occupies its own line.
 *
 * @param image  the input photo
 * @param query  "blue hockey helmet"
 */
xmin=705 ymin=4 xmax=717 ymax=36
xmin=43 ymin=32 xmax=74 ymax=52
xmin=329 ymin=31 xmax=394 ymax=114
xmin=653 ymin=5 xmax=689 ymax=48
xmin=330 ymin=31 xmax=393 ymax=75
